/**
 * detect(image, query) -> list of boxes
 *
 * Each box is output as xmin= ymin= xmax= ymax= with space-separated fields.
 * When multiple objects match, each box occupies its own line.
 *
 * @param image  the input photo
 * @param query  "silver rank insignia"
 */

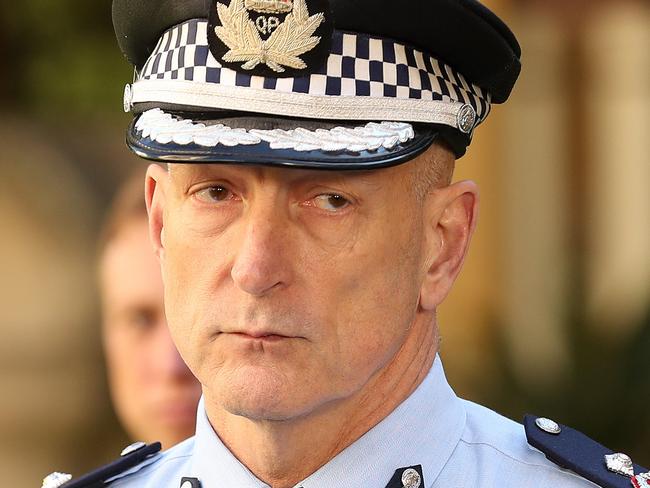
xmin=208 ymin=0 xmax=332 ymax=77
xmin=632 ymin=473 xmax=650 ymax=488
xmin=604 ymin=452 xmax=650 ymax=487
xmin=605 ymin=453 xmax=635 ymax=477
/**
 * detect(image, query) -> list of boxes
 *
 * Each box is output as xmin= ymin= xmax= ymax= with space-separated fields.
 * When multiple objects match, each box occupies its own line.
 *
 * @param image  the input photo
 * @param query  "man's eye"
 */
xmin=312 ymin=194 xmax=350 ymax=212
xmin=195 ymin=185 xmax=235 ymax=203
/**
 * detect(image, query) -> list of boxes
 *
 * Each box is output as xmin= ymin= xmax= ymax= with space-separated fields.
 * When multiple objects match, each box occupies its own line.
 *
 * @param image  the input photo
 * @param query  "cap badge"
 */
xmin=208 ymin=0 xmax=332 ymax=76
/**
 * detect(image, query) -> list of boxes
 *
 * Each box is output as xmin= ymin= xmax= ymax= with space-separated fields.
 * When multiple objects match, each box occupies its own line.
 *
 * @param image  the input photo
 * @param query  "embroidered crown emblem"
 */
xmin=244 ymin=0 xmax=293 ymax=14
xmin=213 ymin=0 xmax=325 ymax=73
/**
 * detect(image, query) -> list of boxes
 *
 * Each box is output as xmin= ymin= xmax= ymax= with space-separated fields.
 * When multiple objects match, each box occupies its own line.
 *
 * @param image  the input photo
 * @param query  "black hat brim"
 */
xmin=126 ymin=110 xmax=441 ymax=170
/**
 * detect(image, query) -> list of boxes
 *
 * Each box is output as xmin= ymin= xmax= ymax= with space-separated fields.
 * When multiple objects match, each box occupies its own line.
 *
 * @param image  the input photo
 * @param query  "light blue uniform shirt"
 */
xmin=111 ymin=356 xmax=597 ymax=487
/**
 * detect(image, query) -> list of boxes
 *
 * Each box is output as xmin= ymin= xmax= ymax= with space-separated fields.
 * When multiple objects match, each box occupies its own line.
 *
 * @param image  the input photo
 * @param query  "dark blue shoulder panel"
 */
xmin=61 ymin=442 xmax=161 ymax=488
xmin=525 ymin=415 xmax=648 ymax=488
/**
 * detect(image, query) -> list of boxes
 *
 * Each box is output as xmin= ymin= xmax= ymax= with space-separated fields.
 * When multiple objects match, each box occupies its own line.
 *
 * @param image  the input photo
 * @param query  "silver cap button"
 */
xmin=457 ymin=104 xmax=477 ymax=134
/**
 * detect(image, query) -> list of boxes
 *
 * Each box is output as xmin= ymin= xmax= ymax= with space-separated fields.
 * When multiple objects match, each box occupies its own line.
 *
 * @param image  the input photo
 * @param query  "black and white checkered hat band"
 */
xmin=129 ymin=19 xmax=491 ymax=132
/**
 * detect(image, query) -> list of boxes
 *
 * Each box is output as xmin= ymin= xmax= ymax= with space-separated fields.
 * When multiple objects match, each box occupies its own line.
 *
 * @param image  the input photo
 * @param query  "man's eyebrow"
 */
xmin=168 ymin=164 xmax=218 ymax=187
xmin=170 ymin=164 xmax=384 ymax=190
xmin=290 ymin=169 xmax=383 ymax=191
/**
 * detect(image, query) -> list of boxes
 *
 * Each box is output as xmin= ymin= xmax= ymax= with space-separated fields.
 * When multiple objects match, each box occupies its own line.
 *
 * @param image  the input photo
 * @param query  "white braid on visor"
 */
xmin=135 ymin=108 xmax=416 ymax=152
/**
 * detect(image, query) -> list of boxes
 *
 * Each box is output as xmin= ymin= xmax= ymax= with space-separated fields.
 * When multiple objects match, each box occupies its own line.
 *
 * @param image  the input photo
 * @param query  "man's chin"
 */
xmin=213 ymin=370 xmax=320 ymax=422
xmin=218 ymin=390 xmax=312 ymax=421
xmin=228 ymin=403 xmax=303 ymax=422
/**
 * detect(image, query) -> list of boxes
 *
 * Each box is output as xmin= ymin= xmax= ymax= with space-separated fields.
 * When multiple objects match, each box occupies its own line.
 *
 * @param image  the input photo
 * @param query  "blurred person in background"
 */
xmin=98 ymin=168 xmax=202 ymax=450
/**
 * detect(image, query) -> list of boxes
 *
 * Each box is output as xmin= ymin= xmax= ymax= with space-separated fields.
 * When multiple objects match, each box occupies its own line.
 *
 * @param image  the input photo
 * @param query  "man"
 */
xmin=98 ymin=169 xmax=202 ymax=449
xmin=42 ymin=0 xmax=649 ymax=487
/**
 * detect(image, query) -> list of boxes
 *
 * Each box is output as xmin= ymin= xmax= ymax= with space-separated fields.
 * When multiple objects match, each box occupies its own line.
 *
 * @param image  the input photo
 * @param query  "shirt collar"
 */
xmin=189 ymin=355 xmax=466 ymax=487
xmin=189 ymin=398 xmax=268 ymax=487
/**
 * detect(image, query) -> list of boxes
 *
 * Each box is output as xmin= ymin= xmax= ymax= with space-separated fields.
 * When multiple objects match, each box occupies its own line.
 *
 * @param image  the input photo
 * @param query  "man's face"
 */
xmin=156 ymin=161 xmax=432 ymax=421
xmin=100 ymin=217 xmax=202 ymax=447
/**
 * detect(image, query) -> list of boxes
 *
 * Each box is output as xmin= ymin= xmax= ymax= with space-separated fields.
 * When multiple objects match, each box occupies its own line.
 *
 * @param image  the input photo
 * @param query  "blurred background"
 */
xmin=0 ymin=0 xmax=648 ymax=486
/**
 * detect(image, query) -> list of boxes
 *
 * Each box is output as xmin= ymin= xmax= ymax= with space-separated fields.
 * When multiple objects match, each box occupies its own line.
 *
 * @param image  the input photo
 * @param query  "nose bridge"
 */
xmin=230 ymin=189 xmax=291 ymax=295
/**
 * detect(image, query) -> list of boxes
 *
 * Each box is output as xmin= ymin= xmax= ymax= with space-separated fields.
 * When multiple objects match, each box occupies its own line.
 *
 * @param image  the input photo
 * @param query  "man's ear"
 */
xmin=145 ymin=163 xmax=169 ymax=261
xmin=419 ymin=180 xmax=479 ymax=311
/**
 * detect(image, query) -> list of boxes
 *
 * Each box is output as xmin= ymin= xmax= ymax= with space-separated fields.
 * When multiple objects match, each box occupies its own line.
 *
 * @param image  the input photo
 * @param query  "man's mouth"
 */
xmin=230 ymin=331 xmax=292 ymax=342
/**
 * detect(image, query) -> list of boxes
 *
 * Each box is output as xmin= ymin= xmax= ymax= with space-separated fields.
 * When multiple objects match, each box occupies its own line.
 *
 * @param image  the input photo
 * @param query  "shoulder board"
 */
xmin=525 ymin=415 xmax=649 ymax=488
xmin=42 ymin=441 xmax=162 ymax=488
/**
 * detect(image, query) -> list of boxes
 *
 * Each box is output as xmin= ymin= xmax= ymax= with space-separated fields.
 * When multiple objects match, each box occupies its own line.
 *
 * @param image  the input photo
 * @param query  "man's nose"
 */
xmin=230 ymin=203 xmax=292 ymax=297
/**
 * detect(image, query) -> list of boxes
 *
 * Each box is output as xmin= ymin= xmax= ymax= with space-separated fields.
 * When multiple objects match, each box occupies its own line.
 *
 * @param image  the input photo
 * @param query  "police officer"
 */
xmin=42 ymin=0 xmax=649 ymax=487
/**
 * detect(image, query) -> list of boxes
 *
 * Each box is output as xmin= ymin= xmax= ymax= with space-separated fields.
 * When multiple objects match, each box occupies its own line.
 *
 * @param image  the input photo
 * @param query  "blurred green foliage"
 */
xmin=0 ymin=0 xmax=131 ymax=118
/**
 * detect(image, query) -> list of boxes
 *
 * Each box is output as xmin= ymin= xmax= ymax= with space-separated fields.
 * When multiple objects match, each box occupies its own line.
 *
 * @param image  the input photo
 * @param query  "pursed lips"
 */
xmin=221 ymin=329 xmax=304 ymax=340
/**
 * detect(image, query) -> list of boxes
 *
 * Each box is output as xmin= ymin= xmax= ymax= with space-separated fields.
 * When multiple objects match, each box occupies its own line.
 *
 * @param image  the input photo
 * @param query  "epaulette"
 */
xmin=41 ymin=441 xmax=162 ymax=488
xmin=525 ymin=415 xmax=649 ymax=488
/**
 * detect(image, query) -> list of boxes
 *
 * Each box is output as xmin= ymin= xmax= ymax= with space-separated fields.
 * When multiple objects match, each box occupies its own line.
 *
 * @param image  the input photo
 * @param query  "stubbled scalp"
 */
xmin=410 ymin=142 xmax=457 ymax=202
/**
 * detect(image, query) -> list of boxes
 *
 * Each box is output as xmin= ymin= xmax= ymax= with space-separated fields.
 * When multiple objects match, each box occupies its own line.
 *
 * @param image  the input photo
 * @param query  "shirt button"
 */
xmin=401 ymin=468 xmax=421 ymax=488
xmin=41 ymin=472 xmax=72 ymax=488
xmin=120 ymin=441 xmax=147 ymax=456
xmin=535 ymin=417 xmax=561 ymax=435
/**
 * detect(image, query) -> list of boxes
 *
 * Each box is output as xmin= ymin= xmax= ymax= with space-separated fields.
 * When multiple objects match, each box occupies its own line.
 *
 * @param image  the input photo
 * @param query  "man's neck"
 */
xmin=205 ymin=314 xmax=438 ymax=488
